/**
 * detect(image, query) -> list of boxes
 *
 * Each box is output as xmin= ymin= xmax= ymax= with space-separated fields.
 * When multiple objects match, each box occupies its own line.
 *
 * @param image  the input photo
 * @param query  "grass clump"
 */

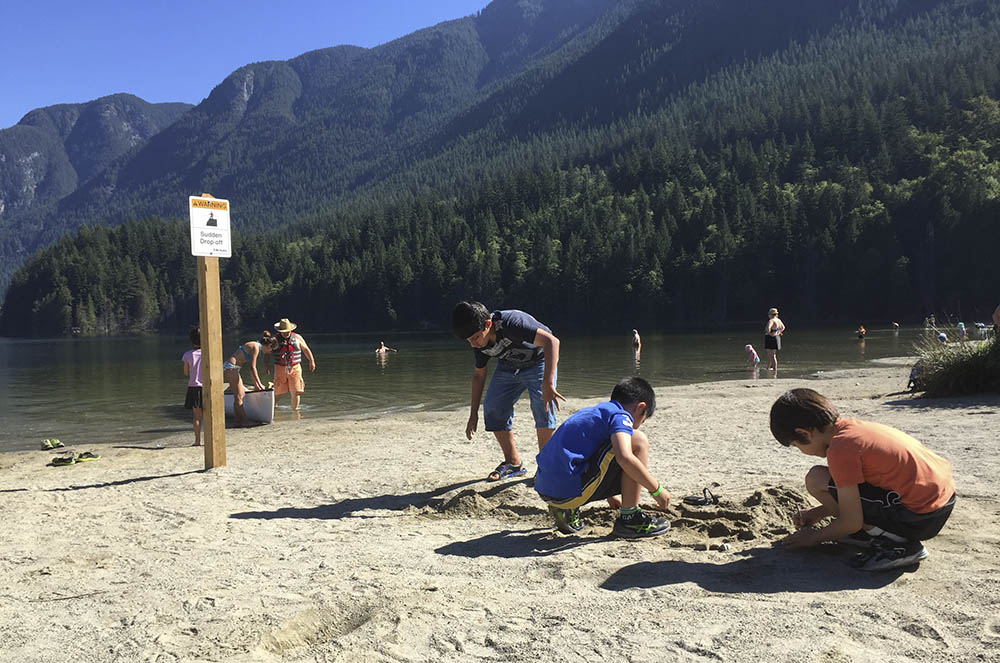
xmin=911 ymin=336 xmax=1000 ymax=397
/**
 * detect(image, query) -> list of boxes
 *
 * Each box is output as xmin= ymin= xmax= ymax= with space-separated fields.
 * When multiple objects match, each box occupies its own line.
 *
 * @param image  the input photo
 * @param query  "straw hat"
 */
xmin=274 ymin=318 xmax=297 ymax=332
xmin=768 ymin=307 xmax=779 ymax=316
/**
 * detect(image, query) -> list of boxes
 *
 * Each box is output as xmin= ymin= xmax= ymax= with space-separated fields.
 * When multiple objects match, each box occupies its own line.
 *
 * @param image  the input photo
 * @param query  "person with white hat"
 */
xmin=272 ymin=318 xmax=316 ymax=412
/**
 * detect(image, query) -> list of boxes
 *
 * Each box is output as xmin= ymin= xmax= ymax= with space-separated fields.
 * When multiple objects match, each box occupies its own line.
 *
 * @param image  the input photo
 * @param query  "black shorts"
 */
xmin=184 ymin=386 xmax=203 ymax=409
xmin=764 ymin=335 xmax=781 ymax=350
xmin=828 ymin=479 xmax=955 ymax=541
xmin=538 ymin=442 xmax=623 ymax=509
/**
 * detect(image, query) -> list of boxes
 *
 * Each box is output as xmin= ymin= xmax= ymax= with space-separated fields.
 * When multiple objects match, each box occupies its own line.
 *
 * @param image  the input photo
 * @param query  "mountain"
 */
xmin=0 ymin=95 xmax=191 ymax=282
xmin=3 ymin=0 xmax=1000 ymax=336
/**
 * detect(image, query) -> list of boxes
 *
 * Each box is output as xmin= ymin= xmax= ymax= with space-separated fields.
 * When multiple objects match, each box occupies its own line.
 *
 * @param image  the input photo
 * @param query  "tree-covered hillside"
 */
xmin=0 ymin=95 xmax=191 ymax=287
xmin=2 ymin=0 xmax=999 ymax=336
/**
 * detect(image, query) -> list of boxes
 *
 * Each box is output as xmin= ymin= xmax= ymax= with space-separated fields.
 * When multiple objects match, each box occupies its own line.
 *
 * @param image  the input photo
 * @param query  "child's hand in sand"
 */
xmin=792 ymin=506 xmax=825 ymax=529
xmin=781 ymin=527 xmax=819 ymax=548
xmin=652 ymin=488 xmax=671 ymax=509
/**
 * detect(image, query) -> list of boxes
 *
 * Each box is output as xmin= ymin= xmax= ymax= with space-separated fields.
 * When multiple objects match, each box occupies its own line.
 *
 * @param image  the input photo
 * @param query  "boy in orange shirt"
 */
xmin=769 ymin=388 xmax=956 ymax=571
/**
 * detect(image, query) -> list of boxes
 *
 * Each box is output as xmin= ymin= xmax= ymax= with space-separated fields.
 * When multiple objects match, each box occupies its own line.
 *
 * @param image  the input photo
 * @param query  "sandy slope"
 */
xmin=1 ymin=362 xmax=998 ymax=663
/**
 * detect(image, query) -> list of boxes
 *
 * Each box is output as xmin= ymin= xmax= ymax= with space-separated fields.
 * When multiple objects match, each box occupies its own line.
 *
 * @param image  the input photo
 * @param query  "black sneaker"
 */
xmin=548 ymin=506 xmax=584 ymax=534
xmin=612 ymin=508 xmax=670 ymax=538
xmin=860 ymin=540 xmax=928 ymax=571
xmin=840 ymin=530 xmax=878 ymax=548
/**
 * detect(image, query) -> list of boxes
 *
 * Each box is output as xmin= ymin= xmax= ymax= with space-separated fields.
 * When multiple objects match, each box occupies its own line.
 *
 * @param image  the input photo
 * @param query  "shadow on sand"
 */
xmin=229 ymin=478 xmax=484 ymax=521
xmin=600 ymin=545 xmax=907 ymax=594
xmin=42 ymin=470 xmax=203 ymax=492
xmin=435 ymin=527 xmax=604 ymax=558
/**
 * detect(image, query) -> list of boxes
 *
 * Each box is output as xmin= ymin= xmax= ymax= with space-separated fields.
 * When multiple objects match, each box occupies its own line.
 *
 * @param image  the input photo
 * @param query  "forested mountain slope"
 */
xmin=3 ymin=0 xmax=999 ymax=336
xmin=0 ymin=95 xmax=191 ymax=282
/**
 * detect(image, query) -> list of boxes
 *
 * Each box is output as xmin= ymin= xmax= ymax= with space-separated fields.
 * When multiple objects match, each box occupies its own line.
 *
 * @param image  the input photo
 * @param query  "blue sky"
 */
xmin=0 ymin=0 xmax=490 ymax=128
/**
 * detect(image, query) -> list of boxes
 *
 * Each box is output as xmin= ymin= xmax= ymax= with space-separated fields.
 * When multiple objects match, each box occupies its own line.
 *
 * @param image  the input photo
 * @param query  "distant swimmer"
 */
xmin=631 ymin=329 xmax=641 ymax=350
xmin=375 ymin=341 xmax=397 ymax=354
xmin=856 ymin=325 xmax=867 ymax=339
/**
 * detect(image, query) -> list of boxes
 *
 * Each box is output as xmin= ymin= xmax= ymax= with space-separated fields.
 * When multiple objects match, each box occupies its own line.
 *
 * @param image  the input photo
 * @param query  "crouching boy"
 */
xmin=534 ymin=377 xmax=671 ymax=538
xmin=770 ymin=388 xmax=956 ymax=571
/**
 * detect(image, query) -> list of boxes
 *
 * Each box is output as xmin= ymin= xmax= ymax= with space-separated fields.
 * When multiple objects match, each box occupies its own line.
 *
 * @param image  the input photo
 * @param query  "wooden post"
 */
xmin=198 ymin=256 xmax=226 ymax=469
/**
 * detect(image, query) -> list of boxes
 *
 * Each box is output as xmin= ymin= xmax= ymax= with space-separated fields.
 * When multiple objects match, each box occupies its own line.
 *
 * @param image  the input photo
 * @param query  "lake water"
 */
xmin=0 ymin=326 xmax=931 ymax=453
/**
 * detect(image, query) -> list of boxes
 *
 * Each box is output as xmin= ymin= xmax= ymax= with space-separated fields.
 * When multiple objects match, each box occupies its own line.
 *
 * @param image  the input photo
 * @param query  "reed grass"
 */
xmin=912 ymin=336 xmax=1000 ymax=397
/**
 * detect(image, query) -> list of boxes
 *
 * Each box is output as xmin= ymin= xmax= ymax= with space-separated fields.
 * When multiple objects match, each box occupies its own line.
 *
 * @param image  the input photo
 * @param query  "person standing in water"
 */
xmin=273 ymin=318 xmax=316 ymax=412
xmin=764 ymin=307 xmax=785 ymax=377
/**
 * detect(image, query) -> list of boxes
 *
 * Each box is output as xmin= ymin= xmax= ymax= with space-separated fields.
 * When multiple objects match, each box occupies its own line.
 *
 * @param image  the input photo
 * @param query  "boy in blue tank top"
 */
xmin=535 ymin=376 xmax=671 ymax=537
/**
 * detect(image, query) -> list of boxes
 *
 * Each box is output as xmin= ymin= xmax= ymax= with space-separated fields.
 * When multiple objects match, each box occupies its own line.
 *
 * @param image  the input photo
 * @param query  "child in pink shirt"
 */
xmin=181 ymin=327 xmax=204 ymax=446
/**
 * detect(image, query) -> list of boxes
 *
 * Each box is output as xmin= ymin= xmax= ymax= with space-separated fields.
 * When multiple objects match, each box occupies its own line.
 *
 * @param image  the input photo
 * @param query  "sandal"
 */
xmin=683 ymin=488 xmax=719 ymax=506
xmin=50 ymin=454 xmax=76 ymax=467
xmin=76 ymin=451 xmax=101 ymax=462
xmin=487 ymin=462 xmax=527 ymax=482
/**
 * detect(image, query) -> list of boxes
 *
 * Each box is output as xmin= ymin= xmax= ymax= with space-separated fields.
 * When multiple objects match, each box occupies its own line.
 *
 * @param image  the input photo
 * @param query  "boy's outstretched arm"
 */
xmin=466 ymin=366 xmax=488 ymax=440
xmin=532 ymin=328 xmax=565 ymax=413
xmin=783 ymin=484 xmax=863 ymax=548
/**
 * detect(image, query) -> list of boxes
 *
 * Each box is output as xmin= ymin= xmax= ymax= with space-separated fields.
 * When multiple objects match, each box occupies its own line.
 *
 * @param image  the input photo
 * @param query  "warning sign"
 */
xmin=189 ymin=196 xmax=232 ymax=257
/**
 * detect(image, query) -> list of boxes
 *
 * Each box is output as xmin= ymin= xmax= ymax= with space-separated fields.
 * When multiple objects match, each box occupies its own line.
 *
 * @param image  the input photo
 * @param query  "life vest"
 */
xmin=276 ymin=333 xmax=302 ymax=367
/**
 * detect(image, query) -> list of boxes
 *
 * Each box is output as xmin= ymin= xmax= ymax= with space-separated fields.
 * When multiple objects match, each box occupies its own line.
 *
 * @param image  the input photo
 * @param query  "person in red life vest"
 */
xmin=272 ymin=318 xmax=316 ymax=412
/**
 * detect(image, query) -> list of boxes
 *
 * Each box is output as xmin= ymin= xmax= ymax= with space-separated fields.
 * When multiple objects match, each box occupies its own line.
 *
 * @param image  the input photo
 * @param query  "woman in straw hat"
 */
xmin=273 ymin=318 xmax=316 ymax=411
xmin=764 ymin=307 xmax=785 ymax=377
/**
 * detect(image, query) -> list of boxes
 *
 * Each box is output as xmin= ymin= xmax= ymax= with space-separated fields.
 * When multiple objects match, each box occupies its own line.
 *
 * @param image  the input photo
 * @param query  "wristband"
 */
xmin=650 ymin=485 xmax=663 ymax=498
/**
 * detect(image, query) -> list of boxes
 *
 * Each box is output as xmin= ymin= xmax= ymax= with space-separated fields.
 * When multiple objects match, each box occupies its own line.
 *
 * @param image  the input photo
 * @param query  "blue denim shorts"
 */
xmin=483 ymin=361 xmax=557 ymax=431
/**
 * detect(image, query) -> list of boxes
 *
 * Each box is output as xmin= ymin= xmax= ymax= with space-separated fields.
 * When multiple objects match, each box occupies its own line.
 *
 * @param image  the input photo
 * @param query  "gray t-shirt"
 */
xmin=473 ymin=310 xmax=550 ymax=369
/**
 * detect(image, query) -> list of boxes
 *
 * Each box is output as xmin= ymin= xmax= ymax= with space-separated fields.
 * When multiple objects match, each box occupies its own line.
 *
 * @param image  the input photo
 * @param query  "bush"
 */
xmin=912 ymin=336 xmax=1000 ymax=397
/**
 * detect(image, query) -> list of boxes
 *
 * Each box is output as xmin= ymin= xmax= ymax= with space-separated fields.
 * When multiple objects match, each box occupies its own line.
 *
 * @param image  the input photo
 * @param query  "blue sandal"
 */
xmin=487 ymin=462 xmax=527 ymax=481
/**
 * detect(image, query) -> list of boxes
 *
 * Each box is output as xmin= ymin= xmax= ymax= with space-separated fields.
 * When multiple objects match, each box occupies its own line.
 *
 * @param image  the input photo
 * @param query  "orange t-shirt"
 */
xmin=826 ymin=418 xmax=955 ymax=513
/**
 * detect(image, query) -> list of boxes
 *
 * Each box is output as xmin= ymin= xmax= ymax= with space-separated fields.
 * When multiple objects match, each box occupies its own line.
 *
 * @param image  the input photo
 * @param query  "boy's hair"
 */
xmin=769 ymin=388 xmax=840 ymax=446
xmin=610 ymin=377 xmax=656 ymax=418
xmin=451 ymin=301 xmax=491 ymax=339
xmin=260 ymin=330 xmax=278 ymax=349
xmin=189 ymin=326 xmax=201 ymax=347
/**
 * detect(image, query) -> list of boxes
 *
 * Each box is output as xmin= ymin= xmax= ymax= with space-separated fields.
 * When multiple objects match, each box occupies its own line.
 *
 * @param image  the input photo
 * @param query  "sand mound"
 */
xmin=670 ymin=485 xmax=808 ymax=542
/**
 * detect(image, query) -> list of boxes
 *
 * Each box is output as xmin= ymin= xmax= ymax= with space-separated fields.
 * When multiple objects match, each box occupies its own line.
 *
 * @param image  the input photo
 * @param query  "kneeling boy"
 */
xmin=534 ymin=377 xmax=671 ymax=538
xmin=770 ymin=388 xmax=956 ymax=571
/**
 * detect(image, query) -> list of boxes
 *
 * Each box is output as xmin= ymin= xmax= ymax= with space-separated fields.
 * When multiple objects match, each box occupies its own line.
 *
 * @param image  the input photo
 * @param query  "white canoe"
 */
xmin=223 ymin=388 xmax=275 ymax=424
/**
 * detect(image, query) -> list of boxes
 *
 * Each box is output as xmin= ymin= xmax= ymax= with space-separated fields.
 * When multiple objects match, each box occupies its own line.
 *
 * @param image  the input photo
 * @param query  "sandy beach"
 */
xmin=2 ymin=361 xmax=998 ymax=662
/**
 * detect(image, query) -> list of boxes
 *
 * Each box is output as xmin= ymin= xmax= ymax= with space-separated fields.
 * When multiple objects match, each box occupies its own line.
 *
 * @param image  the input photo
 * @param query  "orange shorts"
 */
xmin=274 ymin=364 xmax=304 ymax=395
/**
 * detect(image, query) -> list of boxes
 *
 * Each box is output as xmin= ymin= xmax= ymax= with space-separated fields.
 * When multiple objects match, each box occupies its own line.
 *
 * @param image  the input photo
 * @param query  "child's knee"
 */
xmin=804 ymin=465 xmax=832 ymax=491
xmin=630 ymin=430 xmax=650 ymax=457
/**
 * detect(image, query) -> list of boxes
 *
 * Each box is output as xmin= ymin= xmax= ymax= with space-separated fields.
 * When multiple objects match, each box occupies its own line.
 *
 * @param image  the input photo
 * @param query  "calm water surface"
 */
xmin=0 ymin=327 xmax=928 ymax=453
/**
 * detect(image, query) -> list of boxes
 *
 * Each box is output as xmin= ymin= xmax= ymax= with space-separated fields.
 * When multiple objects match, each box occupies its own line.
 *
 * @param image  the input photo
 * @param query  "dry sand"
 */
xmin=1 ymin=361 xmax=998 ymax=662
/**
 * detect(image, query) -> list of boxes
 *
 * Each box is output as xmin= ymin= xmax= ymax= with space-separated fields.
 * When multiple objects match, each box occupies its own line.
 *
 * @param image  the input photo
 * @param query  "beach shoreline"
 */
xmin=2 ymin=364 xmax=998 ymax=662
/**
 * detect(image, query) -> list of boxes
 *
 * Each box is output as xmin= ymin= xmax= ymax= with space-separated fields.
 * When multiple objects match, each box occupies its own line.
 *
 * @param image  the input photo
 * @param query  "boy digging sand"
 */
xmin=534 ymin=377 xmax=670 ymax=537
xmin=452 ymin=301 xmax=564 ymax=481
xmin=770 ymin=388 xmax=956 ymax=571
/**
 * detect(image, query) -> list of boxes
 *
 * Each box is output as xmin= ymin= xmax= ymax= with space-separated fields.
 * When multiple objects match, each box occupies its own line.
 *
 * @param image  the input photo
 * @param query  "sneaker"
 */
xmin=860 ymin=540 xmax=928 ymax=571
xmin=612 ymin=508 xmax=671 ymax=538
xmin=50 ymin=454 xmax=76 ymax=466
xmin=548 ymin=505 xmax=584 ymax=534
xmin=840 ymin=530 xmax=878 ymax=548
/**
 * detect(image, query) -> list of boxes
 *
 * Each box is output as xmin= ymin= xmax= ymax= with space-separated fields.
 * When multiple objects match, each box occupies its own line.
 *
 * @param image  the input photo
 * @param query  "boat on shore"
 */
xmin=223 ymin=388 xmax=275 ymax=424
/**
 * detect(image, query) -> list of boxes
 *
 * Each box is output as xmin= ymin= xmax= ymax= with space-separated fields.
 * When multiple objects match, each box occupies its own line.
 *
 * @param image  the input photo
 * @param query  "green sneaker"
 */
xmin=612 ymin=508 xmax=670 ymax=538
xmin=548 ymin=505 xmax=584 ymax=534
